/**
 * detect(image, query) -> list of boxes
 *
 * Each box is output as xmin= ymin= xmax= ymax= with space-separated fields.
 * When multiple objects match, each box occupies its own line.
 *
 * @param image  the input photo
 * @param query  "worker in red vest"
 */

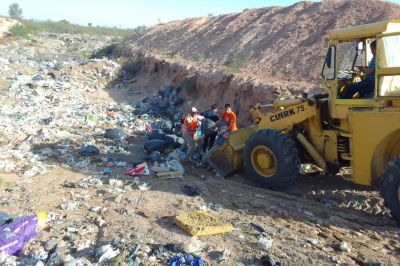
xmin=182 ymin=107 xmax=204 ymax=157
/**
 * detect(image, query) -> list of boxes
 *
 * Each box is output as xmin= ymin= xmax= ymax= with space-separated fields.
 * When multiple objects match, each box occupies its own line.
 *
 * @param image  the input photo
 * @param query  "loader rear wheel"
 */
xmin=380 ymin=157 xmax=400 ymax=223
xmin=244 ymin=129 xmax=300 ymax=189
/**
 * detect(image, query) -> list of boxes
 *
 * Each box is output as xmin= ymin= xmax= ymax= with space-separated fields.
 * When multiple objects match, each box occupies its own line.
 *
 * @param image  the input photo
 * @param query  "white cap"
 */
xmin=191 ymin=107 xmax=198 ymax=113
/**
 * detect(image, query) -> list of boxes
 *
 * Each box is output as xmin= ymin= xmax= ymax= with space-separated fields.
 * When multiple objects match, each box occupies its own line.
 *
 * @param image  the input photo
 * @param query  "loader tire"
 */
xmin=380 ymin=157 xmax=400 ymax=223
xmin=244 ymin=129 xmax=300 ymax=189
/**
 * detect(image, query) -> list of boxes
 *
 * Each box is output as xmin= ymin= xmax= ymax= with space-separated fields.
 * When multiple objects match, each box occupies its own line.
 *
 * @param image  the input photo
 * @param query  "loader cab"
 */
xmin=322 ymin=20 xmax=400 ymax=121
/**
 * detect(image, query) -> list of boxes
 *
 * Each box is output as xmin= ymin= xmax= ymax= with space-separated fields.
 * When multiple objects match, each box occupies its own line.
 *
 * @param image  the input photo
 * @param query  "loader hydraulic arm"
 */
xmin=251 ymin=99 xmax=318 ymax=132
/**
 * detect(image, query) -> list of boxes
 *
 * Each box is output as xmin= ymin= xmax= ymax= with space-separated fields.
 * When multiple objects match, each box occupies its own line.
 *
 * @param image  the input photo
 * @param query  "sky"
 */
xmin=1 ymin=0 xmax=400 ymax=29
xmin=0 ymin=0 xmax=320 ymax=28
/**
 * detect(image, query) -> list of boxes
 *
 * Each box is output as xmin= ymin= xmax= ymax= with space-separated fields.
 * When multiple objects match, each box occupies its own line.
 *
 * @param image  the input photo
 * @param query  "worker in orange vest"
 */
xmin=220 ymin=104 xmax=237 ymax=132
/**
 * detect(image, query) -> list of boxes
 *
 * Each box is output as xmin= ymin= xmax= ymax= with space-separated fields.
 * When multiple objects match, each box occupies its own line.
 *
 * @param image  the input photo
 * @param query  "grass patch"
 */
xmin=196 ymin=53 xmax=206 ymax=62
xmin=67 ymin=46 xmax=79 ymax=53
xmin=0 ymin=176 xmax=17 ymax=188
xmin=181 ymin=74 xmax=197 ymax=96
xmin=226 ymin=54 xmax=249 ymax=74
xmin=164 ymin=50 xmax=176 ymax=58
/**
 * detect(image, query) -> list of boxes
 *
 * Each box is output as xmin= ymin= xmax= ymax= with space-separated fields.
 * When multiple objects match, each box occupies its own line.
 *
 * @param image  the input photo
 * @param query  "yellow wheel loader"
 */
xmin=207 ymin=20 xmax=400 ymax=222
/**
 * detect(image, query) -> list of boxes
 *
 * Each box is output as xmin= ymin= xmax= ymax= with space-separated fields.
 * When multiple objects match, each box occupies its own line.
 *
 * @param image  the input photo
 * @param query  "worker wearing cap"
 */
xmin=182 ymin=107 xmax=204 ymax=157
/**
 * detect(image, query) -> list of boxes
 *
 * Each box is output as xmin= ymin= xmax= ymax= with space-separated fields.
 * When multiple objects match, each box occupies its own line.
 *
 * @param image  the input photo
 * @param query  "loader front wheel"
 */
xmin=380 ymin=157 xmax=400 ymax=223
xmin=244 ymin=129 xmax=300 ymax=189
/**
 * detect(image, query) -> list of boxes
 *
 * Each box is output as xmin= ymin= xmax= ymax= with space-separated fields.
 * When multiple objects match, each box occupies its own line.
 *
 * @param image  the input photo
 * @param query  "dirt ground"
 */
xmin=0 ymin=18 xmax=18 ymax=38
xmin=0 ymin=33 xmax=399 ymax=266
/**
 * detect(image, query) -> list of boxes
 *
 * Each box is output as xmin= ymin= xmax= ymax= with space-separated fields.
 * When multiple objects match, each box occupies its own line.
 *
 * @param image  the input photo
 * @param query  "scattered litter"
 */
xmin=261 ymin=255 xmax=281 ymax=266
xmin=96 ymin=244 xmax=120 ymax=263
xmin=103 ymin=167 xmax=113 ymax=174
xmin=340 ymin=241 xmax=352 ymax=253
xmin=259 ymin=236 xmax=274 ymax=250
xmin=138 ymin=182 xmax=151 ymax=191
xmin=181 ymin=185 xmax=201 ymax=197
xmin=125 ymin=162 xmax=150 ymax=176
xmin=209 ymin=203 xmax=223 ymax=212
xmin=250 ymin=222 xmax=266 ymax=234
xmin=208 ymin=249 xmax=230 ymax=262
xmin=109 ymin=179 xmax=123 ymax=187
xmin=60 ymin=202 xmax=79 ymax=211
xmin=303 ymin=237 xmax=319 ymax=245
xmin=156 ymin=171 xmax=184 ymax=179
xmin=147 ymin=151 xmax=162 ymax=163
xmin=167 ymin=149 xmax=187 ymax=161
xmin=78 ymin=144 xmax=100 ymax=156
xmin=104 ymin=128 xmax=127 ymax=140
xmin=181 ymin=237 xmax=206 ymax=255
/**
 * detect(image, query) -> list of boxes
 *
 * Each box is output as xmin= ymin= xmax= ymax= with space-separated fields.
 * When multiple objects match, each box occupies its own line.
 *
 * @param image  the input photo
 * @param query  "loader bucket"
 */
xmin=205 ymin=126 xmax=257 ymax=176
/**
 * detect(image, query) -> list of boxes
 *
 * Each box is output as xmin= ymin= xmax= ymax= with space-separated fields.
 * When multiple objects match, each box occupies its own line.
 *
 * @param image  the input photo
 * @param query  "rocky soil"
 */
xmin=0 ymin=30 xmax=399 ymax=266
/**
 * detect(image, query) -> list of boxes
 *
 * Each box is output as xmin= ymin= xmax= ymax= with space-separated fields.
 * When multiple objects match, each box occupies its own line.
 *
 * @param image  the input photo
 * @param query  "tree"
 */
xmin=8 ymin=3 xmax=23 ymax=19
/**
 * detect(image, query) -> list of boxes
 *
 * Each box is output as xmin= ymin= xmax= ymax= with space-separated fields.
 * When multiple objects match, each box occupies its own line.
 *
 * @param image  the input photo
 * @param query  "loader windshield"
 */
xmin=377 ymin=34 xmax=400 ymax=97
xmin=338 ymin=42 xmax=365 ymax=72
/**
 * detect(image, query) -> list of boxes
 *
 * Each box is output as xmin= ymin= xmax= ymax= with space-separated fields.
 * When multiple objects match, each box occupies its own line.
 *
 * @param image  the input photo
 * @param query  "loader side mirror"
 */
xmin=321 ymin=45 xmax=335 ymax=80
xmin=326 ymin=46 xmax=333 ymax=68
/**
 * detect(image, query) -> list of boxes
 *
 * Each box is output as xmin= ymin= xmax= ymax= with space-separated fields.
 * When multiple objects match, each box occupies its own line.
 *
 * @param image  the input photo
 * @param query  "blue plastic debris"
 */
xmin=103 ymin=168 xmax=113 ymax=174
xmin=168 ymin=254 xmax=205 ymax=266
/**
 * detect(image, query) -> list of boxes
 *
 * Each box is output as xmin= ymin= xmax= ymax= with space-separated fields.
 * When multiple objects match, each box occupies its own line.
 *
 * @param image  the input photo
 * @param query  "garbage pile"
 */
xmin=0 ymin=33 xmax=137 ymax=178
xmin=0 ymin=33 xmax=214 ymax=265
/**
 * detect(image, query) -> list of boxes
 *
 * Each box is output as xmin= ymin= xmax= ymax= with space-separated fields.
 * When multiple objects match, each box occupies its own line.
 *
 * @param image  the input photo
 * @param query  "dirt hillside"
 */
xmin=122 ymin=0 xmax=400 ymax=122
xmin=129 ymin=0 xmax=400 ymax=83
xmin=0 ymin=18 xmax=18 ymax=38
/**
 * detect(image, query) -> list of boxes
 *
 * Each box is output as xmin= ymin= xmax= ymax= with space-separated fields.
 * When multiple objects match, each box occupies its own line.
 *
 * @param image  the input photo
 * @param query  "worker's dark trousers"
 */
xmin=202 ymin=132 xmax=217 ymax=153
xmin=343 ymin=78 xmax=374 ymax=98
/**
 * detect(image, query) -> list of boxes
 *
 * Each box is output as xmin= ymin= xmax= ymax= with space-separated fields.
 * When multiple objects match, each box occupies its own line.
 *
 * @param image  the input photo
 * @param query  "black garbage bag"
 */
xmin=166 ymin=108 xmax=177 ymax=119
xmin=163 ymin=134 xmax=184 ymax=148
xmin=78 ymin=145 xmax=100 ymax=156
xmin=181 ymin=185 xmax=201 ymax=197
xmin=144 ymin=139 xmax=168 ymax=153
xmin=158 ymin=120 xmax=173 ymax=134
xmin=173 ymin=137 xmax=184 ymax=149
xmin=104 ymin=128 xmax=127 ymax=140
xmin=146 ymin=151 xmax=162 ymax=163
xmin=163 ymin=85 xmax=175 ymax=97
xmin=163 ymin=134 xmax=176 ymax=145
xmin=171 ymin=96 xmax=184 ymax=107
xmin=148 ymin=129 xmax=165 ymax=140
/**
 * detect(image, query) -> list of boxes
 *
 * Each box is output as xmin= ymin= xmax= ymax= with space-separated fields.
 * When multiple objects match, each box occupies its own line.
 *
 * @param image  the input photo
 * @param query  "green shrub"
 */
xmin=122 ymin=55 xmax=142 ymax=78
xmin=9 ymin=24 xmax=36 ymax=38
xmin=226 ymin=54 xmax=249 ymax=74
xmin=19 ymin=19 xmax=136 ymax=37
xmin=91 ymin=43 xmax=118 ymax=58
